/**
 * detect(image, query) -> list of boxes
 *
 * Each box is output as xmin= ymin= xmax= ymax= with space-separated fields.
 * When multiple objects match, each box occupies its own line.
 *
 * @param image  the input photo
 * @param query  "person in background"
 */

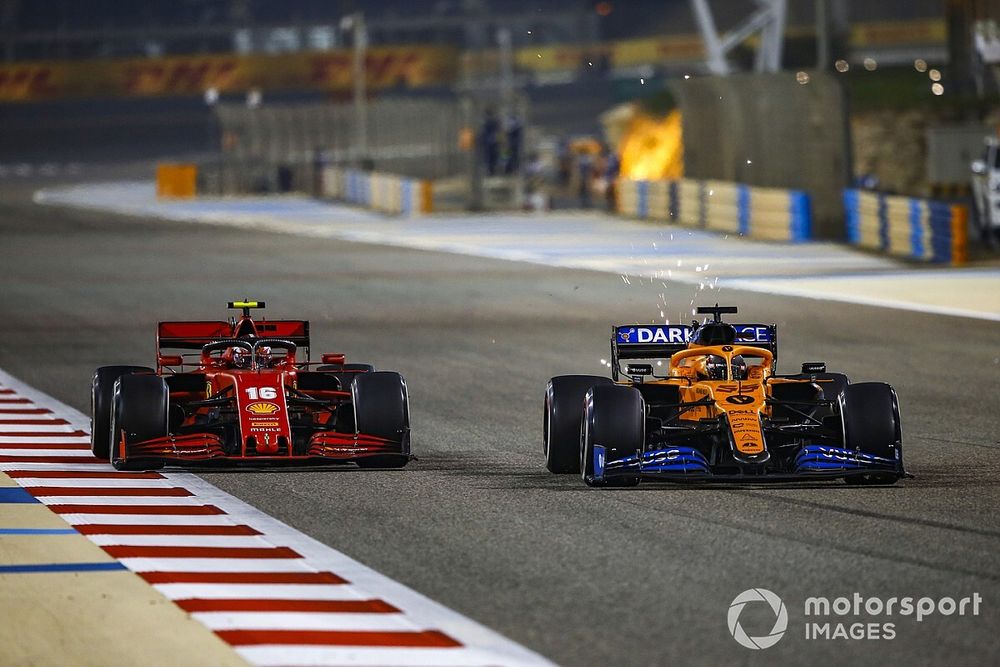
xmin=556 ymin=137 xmax=572 ymax=189
xmin=505 ymin=113 xmax=523 ymax=174
xmin=603 ymin=145 xmax=620 ymax=212
xmin=578 ymin=150 xmax=594 ymax=208
xmin=480 ymin=108 xmax=501 ymax=176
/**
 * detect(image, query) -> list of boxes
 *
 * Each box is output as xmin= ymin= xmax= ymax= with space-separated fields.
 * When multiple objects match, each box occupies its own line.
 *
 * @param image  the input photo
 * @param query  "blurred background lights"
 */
xmin=796 ymin=71 xmax=810 ymax=84
xmin=914 ymin=58 xmax=928 ymax=72
xmin=834 ymin=59 xmax=849 ymax=72
xmin=863 ymin=57 xmax=878 ymax=71
xmin=929 ymin=68 xmax=942 ymax=81
xmin=931 ymin=83 xmax=944 ymax=95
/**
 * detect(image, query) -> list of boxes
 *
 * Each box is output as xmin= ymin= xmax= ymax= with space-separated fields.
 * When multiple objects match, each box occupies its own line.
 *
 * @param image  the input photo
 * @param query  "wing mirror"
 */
xmin=801 ymin=362 xmax=826 ymax=374
xmin=158 ymin=355 xmax=184 ymax=367
xmin=627 ymin=363 xmax=653 ymax=377
xmin=321 ymin=353 xmax=346 ymax=365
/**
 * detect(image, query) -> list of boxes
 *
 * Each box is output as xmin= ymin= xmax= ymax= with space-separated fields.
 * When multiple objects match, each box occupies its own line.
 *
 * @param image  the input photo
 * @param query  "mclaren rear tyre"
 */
xmin=790 ymin=372 xmax=849 ymax=401
xmin=352 ymin=371 xmax=410 ymax=469
xmin=109 ymin=374 xmax=168 ymax=471
xmin=91 ymin=365 xmax=154 ymax=460
xmin=842 ymin=382 xmax=902 ymax=485
xmin=581 ymin=385 xmax=643 ymax=488
xmin=544 ymin=375 xmax=613 ymax=474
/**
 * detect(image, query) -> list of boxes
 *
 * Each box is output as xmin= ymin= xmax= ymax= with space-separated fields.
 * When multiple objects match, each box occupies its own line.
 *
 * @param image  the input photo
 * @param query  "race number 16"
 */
xmin=245 ymin=387 xmax=277 ymax=400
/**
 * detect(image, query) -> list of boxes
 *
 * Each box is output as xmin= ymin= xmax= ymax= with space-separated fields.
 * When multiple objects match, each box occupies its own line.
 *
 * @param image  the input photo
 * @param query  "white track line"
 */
xmin=61 ymin=513 xmax=237 ymax=526
xmin=0 ymin=435 xmax=89 ymax=443
xmin=0 ymin=423 xmax=78 ymax=432
xmin=88 ymin=535 xmax=273 ymax=548
xmin=118 ymin=558 xmax=314 ymax=573
xmin=192 ymin=612 xmax=419 ymax=632
xmin=34 ymin=496 xmax=207 ymax=505
xmin=236 ymin=646 xmax=529 ymax=667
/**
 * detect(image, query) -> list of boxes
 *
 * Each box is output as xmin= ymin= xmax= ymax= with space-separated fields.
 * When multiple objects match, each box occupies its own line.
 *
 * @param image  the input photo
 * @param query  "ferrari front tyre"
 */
xmin=842 ymin=382 xmax=902 ymax=485
xmin=352 ymin=371 xmax=409 ymax=469
xmin=109 ymin=374 xmax=168 ymax=471
xmin=581 ymin=384 xmax=643 ymax=487
xmin=91 ymin=365 xmax=154 ymax=460
xmin=544 ymin=375 xmax=613 ymax=474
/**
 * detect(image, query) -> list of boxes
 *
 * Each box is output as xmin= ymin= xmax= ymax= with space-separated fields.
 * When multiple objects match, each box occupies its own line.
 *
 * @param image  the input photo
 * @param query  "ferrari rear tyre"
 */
xmin=110 ymin=374 xmax=168 ymax=471
xmin=91 ymin=365 xmax=154 ymax=460
xmin=352 ymin=371 xmax=410 ymax=461
xmin=843 ymin=382 xmax=902 ymax=485
xmin=581 ymin=385 xmax=643 ymax=487
xmin=544 ymin=375 xmax=613 ymax=474
xmin=314 ymin=363 xmax=375 ymax=391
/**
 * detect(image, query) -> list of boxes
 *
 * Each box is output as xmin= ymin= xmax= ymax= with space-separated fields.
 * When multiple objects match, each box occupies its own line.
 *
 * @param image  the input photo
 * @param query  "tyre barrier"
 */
xmin=617 ymin=177 xmax=811 ymax=242
xmin=843 ymin=189 xmax=967 ymax=264
xmin=321 ymin=166 xmax=433 ymax=216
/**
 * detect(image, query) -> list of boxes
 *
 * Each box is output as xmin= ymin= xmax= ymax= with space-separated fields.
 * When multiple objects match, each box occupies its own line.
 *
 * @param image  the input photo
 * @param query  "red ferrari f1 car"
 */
xmin=91 ymin=301 xmax=411 ymax=470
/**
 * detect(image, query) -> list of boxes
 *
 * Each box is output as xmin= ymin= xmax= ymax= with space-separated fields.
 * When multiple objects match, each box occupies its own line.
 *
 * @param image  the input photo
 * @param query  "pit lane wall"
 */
xmin=844 ymin=189 xmax=968 ymax=264
xmin=616 ymin=177 xmax=812 ymax=242
xmin=320 ymin=166 xmax=432 ymax=216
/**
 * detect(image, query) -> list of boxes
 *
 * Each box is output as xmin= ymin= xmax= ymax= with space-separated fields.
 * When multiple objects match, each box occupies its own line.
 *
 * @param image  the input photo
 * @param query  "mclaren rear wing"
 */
xmin=610 ymin=323 xmax=777 ymax=380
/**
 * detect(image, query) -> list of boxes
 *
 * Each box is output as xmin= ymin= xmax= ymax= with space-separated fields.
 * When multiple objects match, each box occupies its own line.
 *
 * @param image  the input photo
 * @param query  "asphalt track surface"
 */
xmin=1 ymin=185 xmax=999 ymax=666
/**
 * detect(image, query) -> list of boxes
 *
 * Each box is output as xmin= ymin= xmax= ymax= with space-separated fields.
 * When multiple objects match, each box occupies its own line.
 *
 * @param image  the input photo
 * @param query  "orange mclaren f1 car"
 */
xmin=91 ymin=301 xmax=410 ymax=470
xmin=543 ymin=305 xmax=905 ymax=486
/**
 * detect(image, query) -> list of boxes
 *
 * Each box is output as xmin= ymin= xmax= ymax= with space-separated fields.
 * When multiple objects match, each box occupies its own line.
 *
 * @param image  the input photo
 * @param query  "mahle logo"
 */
xmin=728 ymin=588 xmax=788 ymax=650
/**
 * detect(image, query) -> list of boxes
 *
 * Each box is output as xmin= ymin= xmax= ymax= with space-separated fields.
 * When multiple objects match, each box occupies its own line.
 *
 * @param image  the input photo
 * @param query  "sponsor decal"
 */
xmin=616 ymin=324 xmax=772 ymax=345
xmin=246 ymin=401 xmax=280 ymax=415
xmin=733 ymin=325 xmax=772 ymax=343
xmin=726 ymin=394 xmax=755 ymax=405
xmin=617 ymin=325 xmax=690 ymax=344
xmin=727 ymin=408 xmax=764 ymax=454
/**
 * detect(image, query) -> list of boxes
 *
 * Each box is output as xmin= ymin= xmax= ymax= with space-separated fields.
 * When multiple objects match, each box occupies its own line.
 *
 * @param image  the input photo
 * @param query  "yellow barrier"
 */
xmin=156 ymin=163 xmax=197 ymax=199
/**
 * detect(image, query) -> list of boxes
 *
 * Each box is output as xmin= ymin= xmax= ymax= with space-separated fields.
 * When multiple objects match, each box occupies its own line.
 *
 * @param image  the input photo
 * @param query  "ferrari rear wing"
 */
xmin=610 ymin=323 xmax=777 ymax=377
xmin=157 ymin=320 xmax=310 ymax=350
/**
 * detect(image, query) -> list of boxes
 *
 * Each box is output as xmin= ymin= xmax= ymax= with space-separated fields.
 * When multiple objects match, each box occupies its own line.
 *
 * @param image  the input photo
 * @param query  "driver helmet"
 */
xmin=231 ymin=347 xmax=251 ymax=369
xmin=257 ymin=346 xmax=273 ymax=368
xmin=731 ymin=355 xmax=748 ymax=381
xmin=704 ymin=355 xmax=728 ymax=380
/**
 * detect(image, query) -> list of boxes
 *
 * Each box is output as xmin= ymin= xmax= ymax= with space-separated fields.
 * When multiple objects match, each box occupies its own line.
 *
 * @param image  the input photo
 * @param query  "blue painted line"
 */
xmin=0 ymin=488 xmax=39 ymax=504
xmin=0 ymin=528 xmax=77 ymax=535
xmin=0 ymin=562 xmax=127 ymax=574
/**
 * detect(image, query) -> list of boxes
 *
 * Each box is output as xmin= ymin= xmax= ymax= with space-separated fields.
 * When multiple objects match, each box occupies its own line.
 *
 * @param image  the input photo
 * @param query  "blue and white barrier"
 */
xmin=844 ymin=189 xmax=967 ymax=264
xmin=617 ymin=177 xmax=811 ymax=242
xmin=321 ymin=166 xmax=432 ymax=216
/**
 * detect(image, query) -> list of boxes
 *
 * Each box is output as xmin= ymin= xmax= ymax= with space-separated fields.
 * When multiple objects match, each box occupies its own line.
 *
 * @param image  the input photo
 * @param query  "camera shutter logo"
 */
xmin=727 ymin=588 xmax=788 ymax=650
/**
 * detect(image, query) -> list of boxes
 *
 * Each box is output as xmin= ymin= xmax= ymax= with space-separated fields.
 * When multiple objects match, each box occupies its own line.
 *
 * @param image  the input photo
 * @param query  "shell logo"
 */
xmin=246 ymin=401 xmax=280 ymax=415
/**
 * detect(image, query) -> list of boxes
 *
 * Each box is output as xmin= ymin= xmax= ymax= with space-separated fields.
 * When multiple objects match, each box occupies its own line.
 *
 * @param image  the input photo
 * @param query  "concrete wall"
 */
xmin=676 ymin=72 xmax=850 ymax=239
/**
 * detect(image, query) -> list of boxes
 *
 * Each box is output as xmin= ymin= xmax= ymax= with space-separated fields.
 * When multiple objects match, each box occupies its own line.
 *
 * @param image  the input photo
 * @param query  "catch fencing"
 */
xmin=201 ymin=97 xmax=465 ymax=195
xmin=844 ymin=189 xmax=967 ymax=264
xmin=617 ymin=177 xmax=812 ymax=242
